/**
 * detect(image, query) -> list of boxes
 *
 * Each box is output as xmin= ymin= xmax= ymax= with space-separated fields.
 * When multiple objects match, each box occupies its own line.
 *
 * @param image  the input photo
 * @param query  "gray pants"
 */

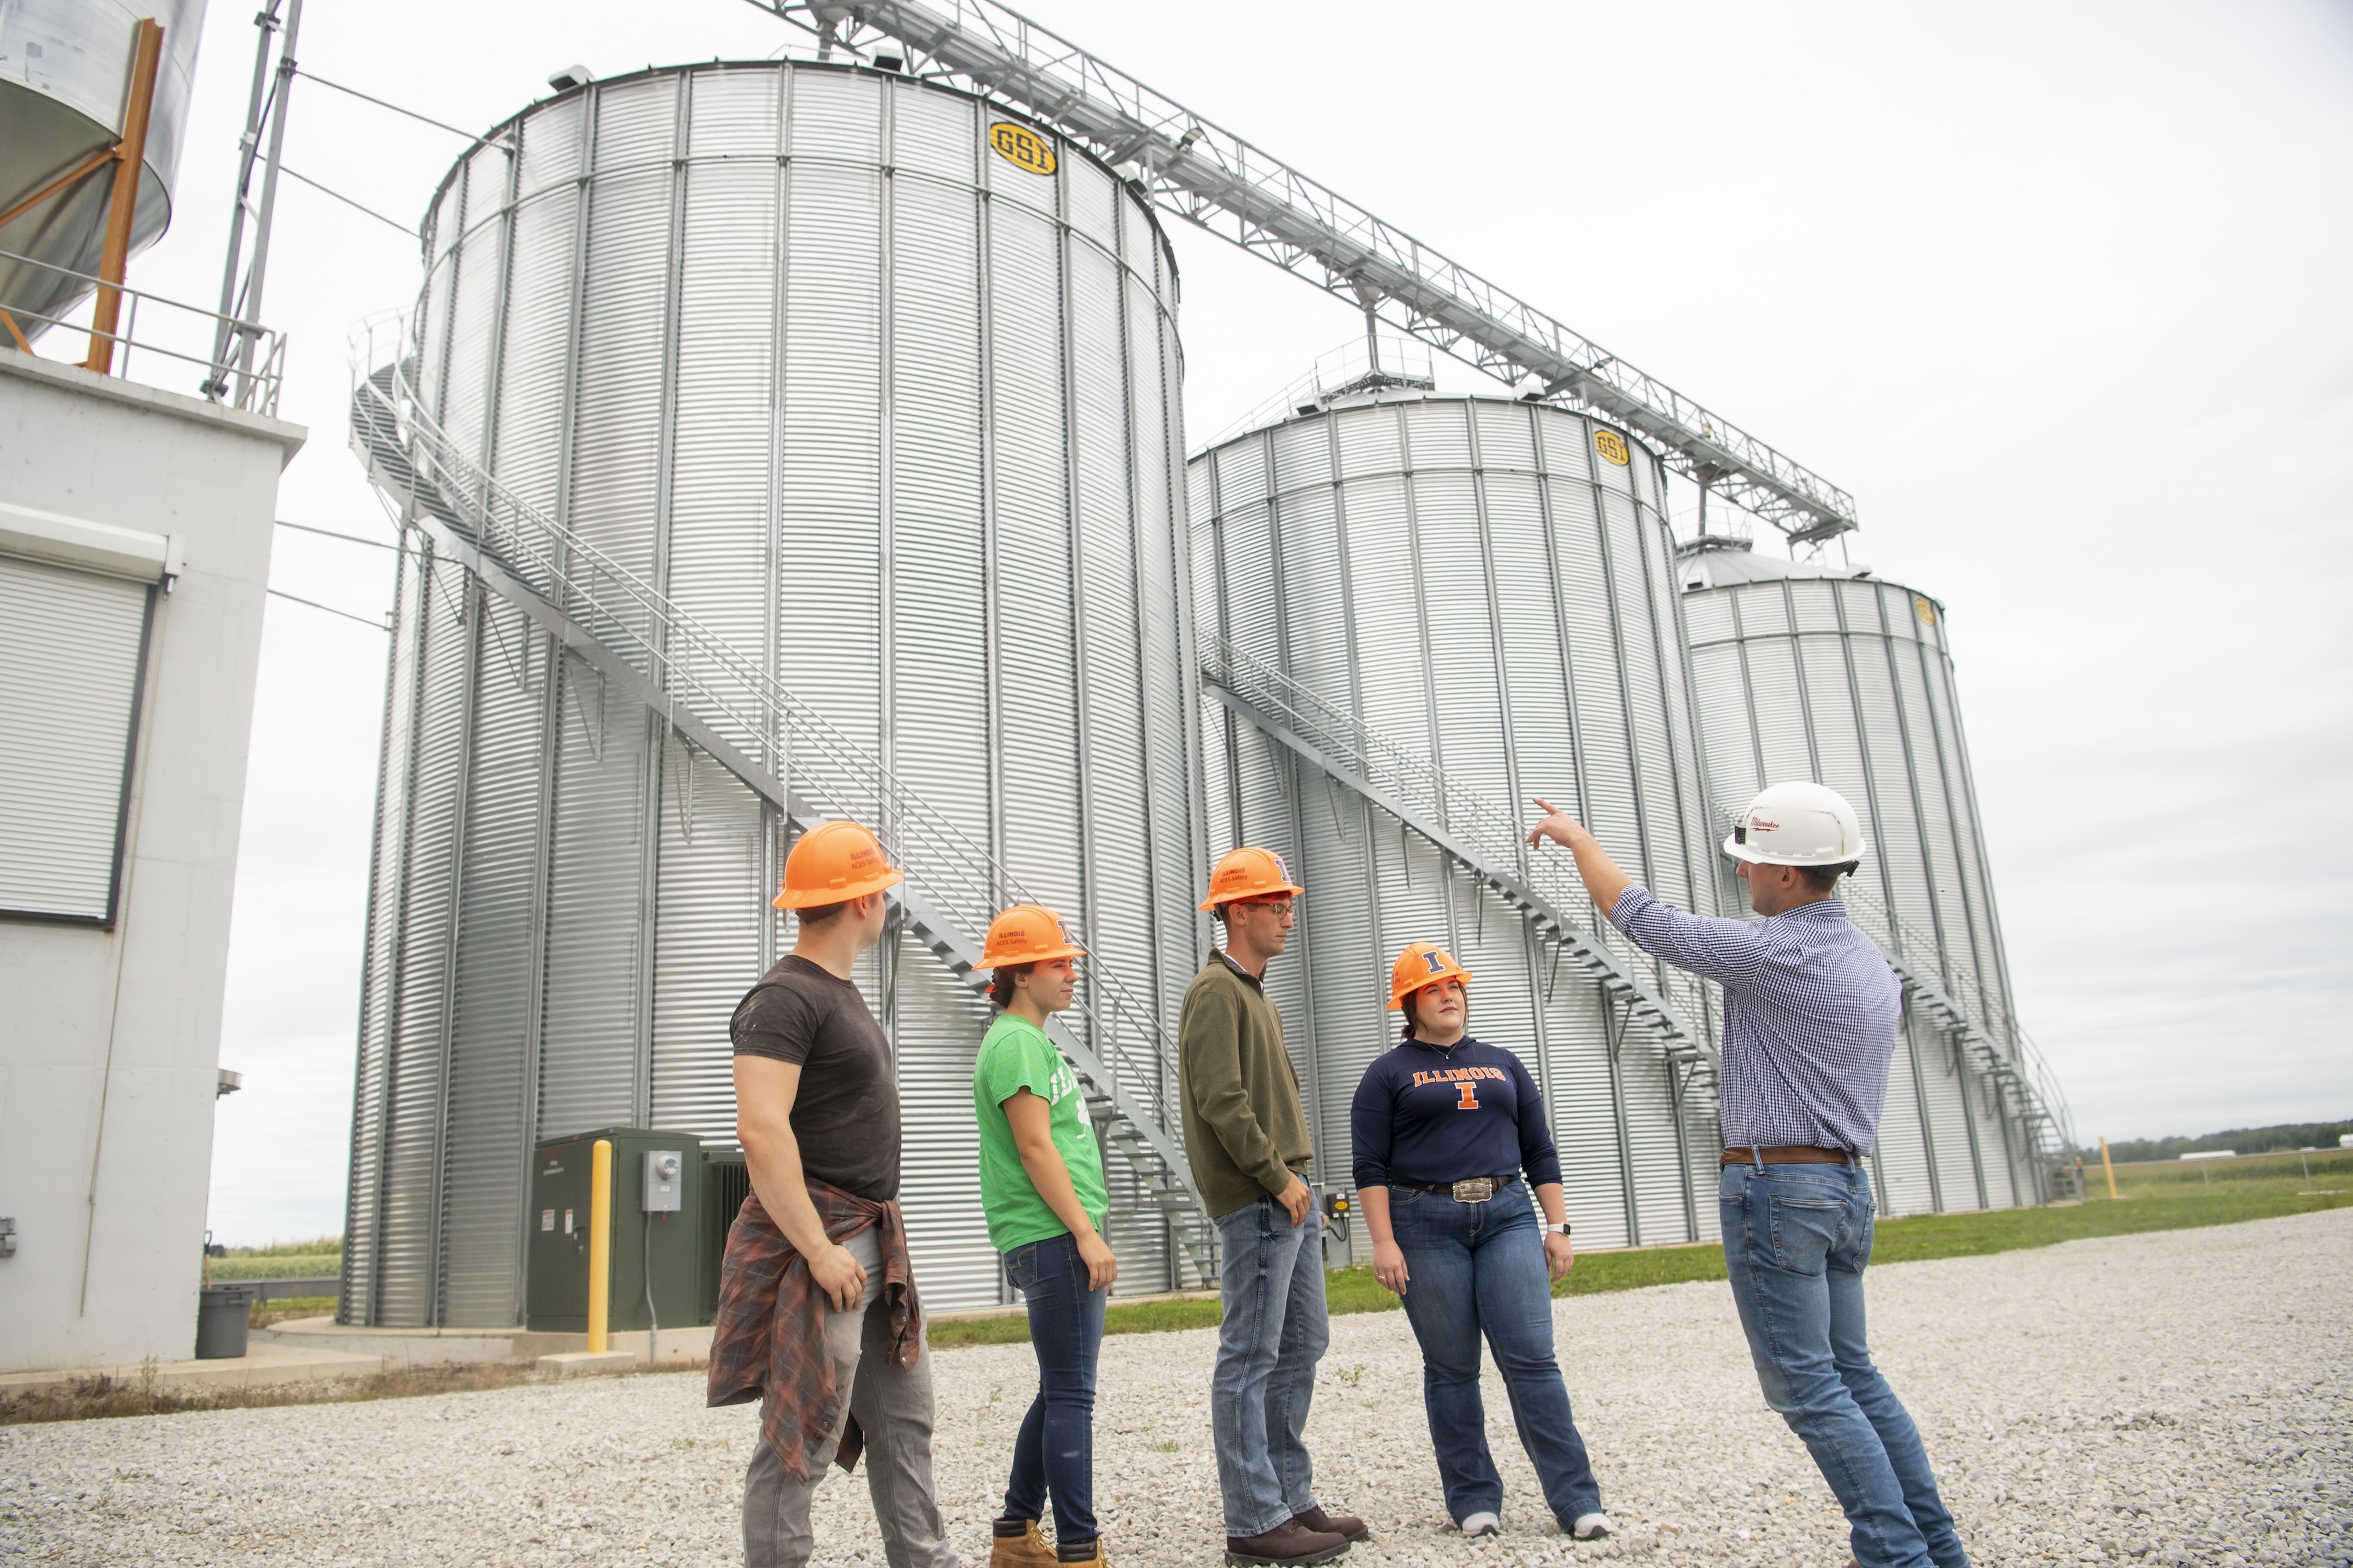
xmin=744 ymin=1228 xmax=958 ymax=1568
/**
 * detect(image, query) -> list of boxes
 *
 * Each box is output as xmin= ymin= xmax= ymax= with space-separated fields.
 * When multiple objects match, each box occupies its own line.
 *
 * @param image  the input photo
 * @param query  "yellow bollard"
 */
xmin=2099 ymin=1137 xmax=2119 ymax=1200
xmin=588 ymin=1138 xmax=613 ymax=1354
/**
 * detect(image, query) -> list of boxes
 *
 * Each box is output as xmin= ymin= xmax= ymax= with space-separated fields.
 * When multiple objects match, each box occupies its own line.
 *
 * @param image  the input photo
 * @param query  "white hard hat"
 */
xmin=1723 ymin=782 xmax=1870 ymax=867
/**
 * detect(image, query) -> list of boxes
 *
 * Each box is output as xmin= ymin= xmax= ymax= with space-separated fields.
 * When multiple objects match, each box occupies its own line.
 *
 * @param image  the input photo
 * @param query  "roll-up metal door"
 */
xmin=0 ymin=555 xmax=153 ymax=922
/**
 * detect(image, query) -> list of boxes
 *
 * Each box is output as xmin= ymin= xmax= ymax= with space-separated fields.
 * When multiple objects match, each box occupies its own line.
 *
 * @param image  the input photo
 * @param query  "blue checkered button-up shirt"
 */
xmin=1609 ymin=887 xmax=1901 ymax=1153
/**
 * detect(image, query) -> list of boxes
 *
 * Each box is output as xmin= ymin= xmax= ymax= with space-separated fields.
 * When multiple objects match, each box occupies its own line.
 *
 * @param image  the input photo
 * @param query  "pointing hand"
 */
xmin=1525 ymin=797 xmax=1589 ymax=851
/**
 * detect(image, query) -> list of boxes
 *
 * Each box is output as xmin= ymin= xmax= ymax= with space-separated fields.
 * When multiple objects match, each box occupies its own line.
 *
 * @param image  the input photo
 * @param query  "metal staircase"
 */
xmin=1198 ymin=634 xmax=1722 ymax=1125
xmin=347 ymin=335 xmax=1217 ymax=1278
xmin=1197 ymin=632 xmax=2077 ymax=1197
xmin=1839 ymin=886 xmax=2076 ymax=1185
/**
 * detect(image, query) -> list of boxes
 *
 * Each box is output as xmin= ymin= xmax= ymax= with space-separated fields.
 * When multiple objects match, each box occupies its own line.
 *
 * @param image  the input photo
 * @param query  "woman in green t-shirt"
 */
xmin=973 ymin=904 xmax=1117 ymax=1568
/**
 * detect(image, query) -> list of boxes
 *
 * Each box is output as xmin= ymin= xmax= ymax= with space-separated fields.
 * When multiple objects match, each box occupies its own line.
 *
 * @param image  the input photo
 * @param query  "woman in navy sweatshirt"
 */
xmin=1351 ymin=942 xmax=1612 ymax=1543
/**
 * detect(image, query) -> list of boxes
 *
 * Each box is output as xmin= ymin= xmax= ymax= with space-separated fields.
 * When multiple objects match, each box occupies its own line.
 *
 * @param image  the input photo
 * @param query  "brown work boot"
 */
xmin=1226 ymin=1520 xmax=1350 ymax=1566
xmin=988 ymin=1519 xmax=1056 ymax=1568
xmin=1054 ymin=1539 xmax=1110 ymax=1568
xmin=1292 ymin=1507 xmax=1369 ymax=1543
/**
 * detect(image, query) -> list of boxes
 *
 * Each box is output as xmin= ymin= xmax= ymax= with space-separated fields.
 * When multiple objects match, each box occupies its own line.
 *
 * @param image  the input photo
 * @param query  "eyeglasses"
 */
xmin=1237 ymin=897 xmax=1295 ymax=917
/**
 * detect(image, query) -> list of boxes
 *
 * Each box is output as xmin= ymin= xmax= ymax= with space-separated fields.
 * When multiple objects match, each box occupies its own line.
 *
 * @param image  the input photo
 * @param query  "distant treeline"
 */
xmin=2104 ymin=1120 xmax=2351 ymax=1164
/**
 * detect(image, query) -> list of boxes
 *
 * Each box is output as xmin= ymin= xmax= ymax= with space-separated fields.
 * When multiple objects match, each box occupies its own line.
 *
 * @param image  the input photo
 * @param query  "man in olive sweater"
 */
xmin=1180 ymin=848 xmax=1364 ymax=1568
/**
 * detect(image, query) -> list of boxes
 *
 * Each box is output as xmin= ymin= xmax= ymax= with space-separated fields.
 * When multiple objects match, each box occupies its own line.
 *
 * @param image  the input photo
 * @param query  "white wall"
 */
xmin=0 ymin=350 xmax=302 ymax=1373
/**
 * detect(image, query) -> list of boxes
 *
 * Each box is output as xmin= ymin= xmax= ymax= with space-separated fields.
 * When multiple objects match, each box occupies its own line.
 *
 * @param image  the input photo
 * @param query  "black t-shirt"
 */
xmin=729 ymin=955 xmax=900 ymax=1200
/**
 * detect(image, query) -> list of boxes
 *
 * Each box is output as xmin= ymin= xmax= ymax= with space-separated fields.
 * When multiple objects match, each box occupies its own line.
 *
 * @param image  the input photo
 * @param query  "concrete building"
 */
xmin=0 ymin=348 xmax=303 ymax=1374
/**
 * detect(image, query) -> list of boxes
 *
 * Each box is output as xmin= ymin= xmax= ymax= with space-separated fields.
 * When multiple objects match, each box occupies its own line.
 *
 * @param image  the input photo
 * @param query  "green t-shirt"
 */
xmin=973 ymin=1011 xmax=1110 ymax=1255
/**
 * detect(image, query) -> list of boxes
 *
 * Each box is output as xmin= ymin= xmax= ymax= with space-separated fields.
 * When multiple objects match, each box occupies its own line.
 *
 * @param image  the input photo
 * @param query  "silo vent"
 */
xmin=547 ymin=64 xmax=593 ymax=92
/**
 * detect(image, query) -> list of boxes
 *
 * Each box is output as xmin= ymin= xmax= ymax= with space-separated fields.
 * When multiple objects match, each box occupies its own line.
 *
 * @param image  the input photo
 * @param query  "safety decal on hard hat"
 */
xmin=1271 ymin=852 xmax=1291 ymax=885
xmin=1594 ymin=430 xmax=1630 ymax=466
xmin=990 ymin=122 xmax=1057 ymax=176
xmin=1423 ymin=949 xmax=1448 ymax=974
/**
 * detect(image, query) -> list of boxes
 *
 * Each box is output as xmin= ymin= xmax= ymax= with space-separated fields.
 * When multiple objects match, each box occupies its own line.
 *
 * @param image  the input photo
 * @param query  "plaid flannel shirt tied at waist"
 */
xmin=706 ymin=1182 xmax=923 ymax=1481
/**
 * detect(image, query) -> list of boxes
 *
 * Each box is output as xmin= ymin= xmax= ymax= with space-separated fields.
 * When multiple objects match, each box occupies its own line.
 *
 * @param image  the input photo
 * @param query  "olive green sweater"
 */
xmin=1178 ymin=955 xmax=1315 ymax=1219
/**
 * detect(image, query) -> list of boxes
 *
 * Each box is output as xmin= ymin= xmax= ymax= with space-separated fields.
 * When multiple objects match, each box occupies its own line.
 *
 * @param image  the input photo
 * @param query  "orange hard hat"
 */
xmin=980 ymin=904 xmax=1087 ymax=968
xmin=771 ymin=819 xmax=904 ymax=909
xmin=1389 ymin=941 xmax=1474 ymax=1010
xmin=1198 ymin=845 xmax=1305 ymax=911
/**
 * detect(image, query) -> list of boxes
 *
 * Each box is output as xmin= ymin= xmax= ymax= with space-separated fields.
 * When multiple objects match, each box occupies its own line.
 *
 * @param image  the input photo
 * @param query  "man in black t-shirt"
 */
xmin=718 ymin=819 xmax=956 ymax=1568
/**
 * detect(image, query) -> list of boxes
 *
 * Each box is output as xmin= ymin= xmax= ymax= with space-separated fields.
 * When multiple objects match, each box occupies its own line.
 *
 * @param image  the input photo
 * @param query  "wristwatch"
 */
xmin=1550 ymin=1222 xmax=1572 ymax=1237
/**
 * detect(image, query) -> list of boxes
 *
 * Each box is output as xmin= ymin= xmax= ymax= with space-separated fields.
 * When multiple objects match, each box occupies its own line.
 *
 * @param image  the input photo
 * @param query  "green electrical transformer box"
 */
xmin=702 ymin=1150 xmax=751 ymax=1325
xmin=527 ymin=1128 xmax=706 ymax=1333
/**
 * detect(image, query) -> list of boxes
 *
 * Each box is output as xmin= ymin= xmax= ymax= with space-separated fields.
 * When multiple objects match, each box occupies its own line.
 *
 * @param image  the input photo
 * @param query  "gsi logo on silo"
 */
xmin=990 ymin=122 xmax=1057 ymax=175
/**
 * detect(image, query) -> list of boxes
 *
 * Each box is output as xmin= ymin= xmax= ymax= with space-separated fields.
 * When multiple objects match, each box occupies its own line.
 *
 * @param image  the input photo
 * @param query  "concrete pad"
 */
xmin=536 ymin=1350 xmax=637 ymax=1378
xmin=259 ymin=1318 xmax=715 ymax=1368
xmin=0 ymin=1342 xmax=385 ymax=1398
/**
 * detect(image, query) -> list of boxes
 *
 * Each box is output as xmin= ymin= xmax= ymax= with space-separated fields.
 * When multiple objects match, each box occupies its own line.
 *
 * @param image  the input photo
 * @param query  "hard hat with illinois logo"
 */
xmin=771 ymin=818 xmax=904 ymax=909
xmin=980 ymin=904 xmax=1087 ymax=968
xmin=1389 ymin=941 xmax=1474 ymax=1010
xmin=1197 ymin=845 xmax=1305 ymax=911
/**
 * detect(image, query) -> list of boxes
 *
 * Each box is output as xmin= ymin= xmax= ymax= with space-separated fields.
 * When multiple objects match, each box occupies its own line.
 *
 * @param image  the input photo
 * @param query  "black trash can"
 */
xmin=195 ymin=1286 xmax=253 ymax=1359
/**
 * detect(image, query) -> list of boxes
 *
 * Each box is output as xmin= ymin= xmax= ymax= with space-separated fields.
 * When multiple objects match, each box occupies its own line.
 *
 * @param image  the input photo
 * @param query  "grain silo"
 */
xmin=344 ymin=60 xmax=1207 ymax=1326
xmin=1678 ymin=541 xmax=2060 ymax=1209
xmin=1 ymin=0 xmax=205 ymax=331
xmin=1192 ymin=378 xmax=1725 ymax=1250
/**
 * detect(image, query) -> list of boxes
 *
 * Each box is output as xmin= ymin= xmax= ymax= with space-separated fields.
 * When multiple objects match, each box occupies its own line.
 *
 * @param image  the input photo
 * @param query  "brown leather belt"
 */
xmin=1395 ymin=1174 xmax=1519 ymax=1202
xmin=1720 ymin=1146 xmax=1858 ymax=1170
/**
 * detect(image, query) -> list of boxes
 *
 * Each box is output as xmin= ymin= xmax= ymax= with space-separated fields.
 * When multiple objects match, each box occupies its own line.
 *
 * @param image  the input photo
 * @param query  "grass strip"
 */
xmin=929 ymin=1151 xmax=2353 ymax=1349
xmin=250 ymin=1295 xmax=339 ymax=1328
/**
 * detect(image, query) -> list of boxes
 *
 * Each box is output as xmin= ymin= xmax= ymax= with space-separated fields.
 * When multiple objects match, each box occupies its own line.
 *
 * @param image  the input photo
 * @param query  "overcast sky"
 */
xmin=93 ymin=0 xmax=2349 ymax=1244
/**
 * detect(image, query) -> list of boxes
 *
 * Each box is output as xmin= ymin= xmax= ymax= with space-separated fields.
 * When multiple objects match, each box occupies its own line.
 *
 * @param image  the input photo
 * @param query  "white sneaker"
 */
xmin=1458 ymin=1513 xmax=1501 ymax=1538
xmin=1571 ymin=1512 xmax=1614 ymax=1541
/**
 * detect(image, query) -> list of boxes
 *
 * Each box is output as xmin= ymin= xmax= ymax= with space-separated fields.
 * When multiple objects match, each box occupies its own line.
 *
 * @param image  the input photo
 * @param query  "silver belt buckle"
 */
xmin=1449 ymin=1177 xmax=1495 ymax=1203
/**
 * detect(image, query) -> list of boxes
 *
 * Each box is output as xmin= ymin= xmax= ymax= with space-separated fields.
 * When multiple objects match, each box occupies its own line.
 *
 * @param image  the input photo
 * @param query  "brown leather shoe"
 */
xmin=1292 ymin=1507 xmax=1369 ymax=1543
xmin=1225 ymin=1520 xmax=1351 ymax=1566
xmin=987 ymin=1519 xmax=1056 ymax=1568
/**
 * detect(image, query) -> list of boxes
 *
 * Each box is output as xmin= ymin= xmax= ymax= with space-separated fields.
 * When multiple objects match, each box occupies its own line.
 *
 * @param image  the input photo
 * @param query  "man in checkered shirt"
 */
xmin=1527 ymin=783 xmax=1969 ymax=1568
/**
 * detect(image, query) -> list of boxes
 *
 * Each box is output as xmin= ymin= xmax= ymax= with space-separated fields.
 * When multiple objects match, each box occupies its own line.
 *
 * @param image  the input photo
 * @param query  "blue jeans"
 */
xmin=1389 ymin=1187 xmax=1603 ymax=1528
xmin=1210 ymin=1190 xmax=1329 ymax=1538
xmin=1720 ymin=1160 xmax=1967 ymax=1568
xmin=1002 ymin=1232 xmax=1107 ymax=1544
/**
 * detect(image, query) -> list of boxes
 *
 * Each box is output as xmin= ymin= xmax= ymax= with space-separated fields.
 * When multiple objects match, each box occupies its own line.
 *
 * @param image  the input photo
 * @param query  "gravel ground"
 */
xmin=4 ymin=1207 xmax=2347 ymax=1568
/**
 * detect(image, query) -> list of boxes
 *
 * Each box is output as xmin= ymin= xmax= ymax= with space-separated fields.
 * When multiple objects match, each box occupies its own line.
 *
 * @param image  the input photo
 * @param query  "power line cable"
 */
xmin=267 ymin=586 xmax=390 ymax=630
xmin=276 ymin=517 xmax=404 ymax=552
xmin=276 ymin=163 xmax=416 ymax=236
xmin=294 ymin=67 xmax=490 ymax=145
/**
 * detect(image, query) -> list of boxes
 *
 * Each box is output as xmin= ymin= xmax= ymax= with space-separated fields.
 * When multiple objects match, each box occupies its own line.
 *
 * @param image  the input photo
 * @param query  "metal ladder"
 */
xmin=1198 ymin=634 xmax=1722 ymax=1124
xmin=348 ymin=346 xmax=1219 ymax=1279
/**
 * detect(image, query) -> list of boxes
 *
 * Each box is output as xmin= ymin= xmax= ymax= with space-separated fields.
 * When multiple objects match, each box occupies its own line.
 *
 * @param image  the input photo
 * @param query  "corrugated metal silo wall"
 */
xmin=1191 ymin=397 xmax=1722 ymax=1252
xmin=345 ymin=61 xmax=1202 ymax=1327
xmin=1681 ymin=574 xmax=2031 ymax=1213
